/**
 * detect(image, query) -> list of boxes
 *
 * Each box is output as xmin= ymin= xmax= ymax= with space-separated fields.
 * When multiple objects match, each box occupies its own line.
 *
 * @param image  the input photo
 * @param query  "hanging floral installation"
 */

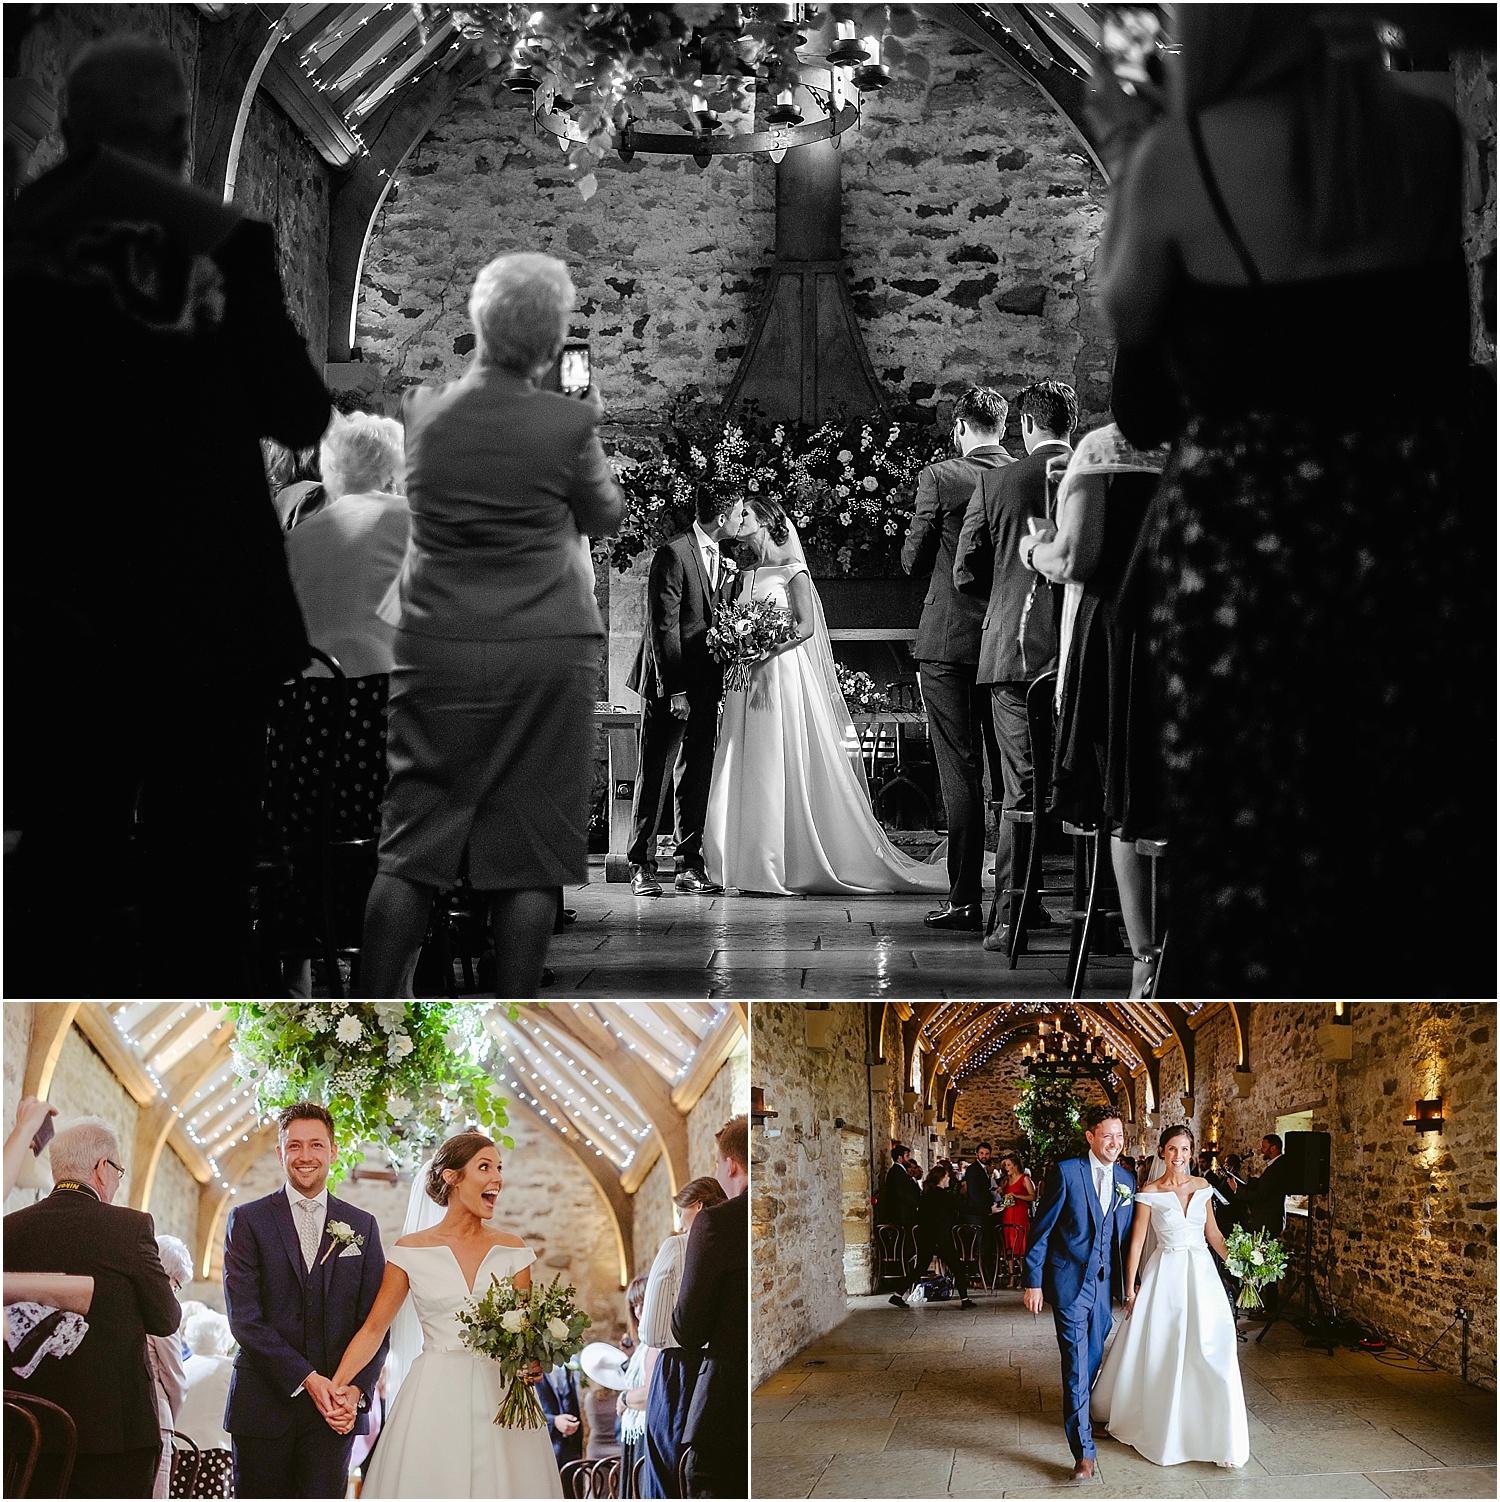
xmin=415 ymin=4 xmax=919 ymax=197
xmin=221 ymin=1002 xmax=517 ymax=1182
xmin=609 ymin=407 xmax=944 ymax=575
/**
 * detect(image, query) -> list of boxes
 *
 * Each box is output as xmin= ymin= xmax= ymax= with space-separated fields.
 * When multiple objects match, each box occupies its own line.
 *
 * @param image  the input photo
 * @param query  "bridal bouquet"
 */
xmin=457 ymin=1273 xmax=592 ymax=1428
xmin=707 ymin=597 xmax=797 ymax=693
xmin=1222 ymin=1226 xmax=1289 ymax=1309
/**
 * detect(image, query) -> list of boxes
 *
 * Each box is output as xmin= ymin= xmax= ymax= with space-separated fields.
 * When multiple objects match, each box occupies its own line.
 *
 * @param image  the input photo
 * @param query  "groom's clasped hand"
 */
xmin=304 ymin=1372 xmax=361 ymax=1434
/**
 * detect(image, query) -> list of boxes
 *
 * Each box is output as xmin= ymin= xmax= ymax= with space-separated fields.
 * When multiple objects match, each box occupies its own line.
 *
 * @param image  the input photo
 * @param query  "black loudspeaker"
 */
xmin=1282 ymin=1130 xmax=1331 ymax=1195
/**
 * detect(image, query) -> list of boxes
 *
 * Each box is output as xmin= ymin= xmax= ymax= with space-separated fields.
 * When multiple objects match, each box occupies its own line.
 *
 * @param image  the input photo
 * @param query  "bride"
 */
xmin=1091 ymin=1124 xmax=1251 ymax=1469
xmin=329 ymin=1132 xmax=561 ymax=1498
xmin=704 ymin=495 xmax=949 ymax=897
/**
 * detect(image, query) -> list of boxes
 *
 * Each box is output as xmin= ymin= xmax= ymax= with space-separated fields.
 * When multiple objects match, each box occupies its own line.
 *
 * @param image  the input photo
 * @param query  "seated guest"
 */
xmin=537 ymin=1362 xmax=584 ymax=1473
xmin=148 ymin=1236 xmax=191 ymax=1499
xmin=889 ymin=1162 xmax=975 ymax=1310
xmin=1024 ymin=409 xmax=1171 ymax=998
xmin=177 ymin=1311 xmax=235 ymax=1497
xmin=4 ymin=1117 xmax=180 ymax=1498
xmin=355 ymin=251 xmax=624 ymax=998
xmin=640 ymin=1176 xmax=728 ymax=1498
xmin=672 ymin=1117 xmax=748 ymax=1500
xmin=285 ymin=412 xmax=409 ymax=678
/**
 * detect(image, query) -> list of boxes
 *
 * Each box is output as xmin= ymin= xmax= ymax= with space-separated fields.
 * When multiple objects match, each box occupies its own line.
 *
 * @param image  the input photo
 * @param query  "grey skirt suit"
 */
xmin=376 ymin=364 xmax=623 ymax=888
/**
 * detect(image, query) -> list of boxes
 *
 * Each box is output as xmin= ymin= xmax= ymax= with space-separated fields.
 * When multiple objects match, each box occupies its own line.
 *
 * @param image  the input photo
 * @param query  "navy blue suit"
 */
xmin=1024 ymin=1155 xmax=1136 ymax=1461
xmin=537 ymin=1365 xmax=584 ymax=1469
xmin=223 ymin=1190 xmax=388 ymax=1498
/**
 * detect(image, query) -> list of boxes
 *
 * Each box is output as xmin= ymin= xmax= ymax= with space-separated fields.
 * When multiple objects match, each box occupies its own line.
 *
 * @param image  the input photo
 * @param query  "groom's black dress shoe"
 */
xmin=630 ymin=867 xmax=663 ymax=897
xmin=675 ymin=869 xmax=722 ymax=894
xmin=924 ymin=902 xmax=983 ymax=931
xmin=888 ymin=1294 xmax=909 ymax=1309
xmin=1068 ymin=1458 xmax=1098 ymax=1485
xmin=959 ymin=1298 xmax=977 ymax=1309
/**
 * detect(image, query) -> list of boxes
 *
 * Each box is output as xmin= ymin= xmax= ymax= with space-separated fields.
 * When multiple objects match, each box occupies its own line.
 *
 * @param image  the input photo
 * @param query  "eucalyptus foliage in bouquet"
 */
xmin=219 ymin=1003 xmax=514 ymax=1183
xmin=457 ymin=1273 xmax=592 ymax=1428
xmin=1222 ymin=1225 xmax=1288 ymax=1309
xmin=706 ymin=597 xmax=797 ymax=693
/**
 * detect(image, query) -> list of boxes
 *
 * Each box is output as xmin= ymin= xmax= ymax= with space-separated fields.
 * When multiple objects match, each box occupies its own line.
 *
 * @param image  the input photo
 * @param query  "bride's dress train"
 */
xmin=703 ymin=561 xmax=948 ymax=897
xmin=1091 ymin=1187 xmax=1251 ymax=1468
xmin=362 ymin=1243 xmax=562 ymax=1498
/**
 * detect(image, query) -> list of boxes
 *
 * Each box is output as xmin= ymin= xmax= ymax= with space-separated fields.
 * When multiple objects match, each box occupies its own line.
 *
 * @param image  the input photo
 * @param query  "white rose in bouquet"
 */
xmin=548 ymin=1318 xmax=570 ymax=1341
xmin=500 ymin=1309 xmax=528 ymax=1333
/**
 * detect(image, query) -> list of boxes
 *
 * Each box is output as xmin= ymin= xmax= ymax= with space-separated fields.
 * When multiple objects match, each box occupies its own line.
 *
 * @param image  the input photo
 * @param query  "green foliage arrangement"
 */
xmin=1222 ymin=1226 xmax=1289 ymax=1309
xmin=1014 ymin=1072 xmax=1085 ymax=1176
xmin=458 ymin=1273 xmax=593 ymax=1426
xmin=416 ymin=4 xmax=921 ymax=197
xmin=610 ymin=409 xmax=943 ymax=575
xmin=835 ymin=664 xmax=890 ymax=715
xmin=220 ymin=1003 xmax=514 ymax=1183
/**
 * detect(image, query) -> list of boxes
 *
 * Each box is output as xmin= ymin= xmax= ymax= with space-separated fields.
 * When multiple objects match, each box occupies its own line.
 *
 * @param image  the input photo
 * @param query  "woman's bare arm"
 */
xmin=1123 ymin=1199 xmax=1152 ymax=1312
xmin=760 ymin=570 xmax=817 ymax=661
xmin=1203 ymin=1190 xmax=1230 ymax=1262
xmin=330 ymin=1261 xmax=410 ymax=1392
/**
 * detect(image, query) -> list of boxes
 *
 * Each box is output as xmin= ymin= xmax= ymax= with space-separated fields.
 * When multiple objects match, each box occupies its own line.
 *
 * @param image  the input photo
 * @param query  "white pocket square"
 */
xmin=338 ymin=1245 xmax=362 ymax=1258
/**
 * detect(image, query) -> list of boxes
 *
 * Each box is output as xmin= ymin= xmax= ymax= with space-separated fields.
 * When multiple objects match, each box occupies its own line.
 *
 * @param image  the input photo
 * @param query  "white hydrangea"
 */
xmin=336 ymin=1015 xmax=363 ymax=1045
xmin=387 ymin=1093 xmax=412 ymax=1120
xmin=390 ymin=1032 xmax=415 ymax=1060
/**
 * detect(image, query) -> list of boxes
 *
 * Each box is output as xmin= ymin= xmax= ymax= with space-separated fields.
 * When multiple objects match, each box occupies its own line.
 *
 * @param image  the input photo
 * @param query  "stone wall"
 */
xmin=688 ymin=1032 xmax=751 ymax=1180
xmin=632 ymin=1152 xmax=675 ymax=1285
xmin=232 ymin=91 xmax=333 ymax=360
xmin=149 ymin=1135 xmax=202 ymax=1250
xmin=951 ymin=1045 xmax=1109 ymax=1164
xmin=44 ymin=1026 xmax=141 ymax=1190
xmin=750 ymin=1003 xmax=872 ymax=1389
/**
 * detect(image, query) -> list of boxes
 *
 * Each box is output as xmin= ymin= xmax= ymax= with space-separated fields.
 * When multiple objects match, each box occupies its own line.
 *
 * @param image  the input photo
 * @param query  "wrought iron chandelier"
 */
xmin=1022 ymin=1018 xmax=1119 ymax=1079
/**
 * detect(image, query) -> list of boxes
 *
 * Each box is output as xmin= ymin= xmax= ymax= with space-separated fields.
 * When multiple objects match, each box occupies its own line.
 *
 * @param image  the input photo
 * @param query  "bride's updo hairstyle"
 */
xmin=1159 ymin=1123 xmax=1195 ymax=1154
xmin=426 ymin=1131 xmax=499 ymax=1205
xmin=746 ymin=495 xmax=790 ymax=546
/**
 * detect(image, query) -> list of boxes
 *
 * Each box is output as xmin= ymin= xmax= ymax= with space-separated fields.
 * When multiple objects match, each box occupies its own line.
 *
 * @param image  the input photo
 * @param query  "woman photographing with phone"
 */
xmin=1088 ymin=6 xmax=1488 ymax=997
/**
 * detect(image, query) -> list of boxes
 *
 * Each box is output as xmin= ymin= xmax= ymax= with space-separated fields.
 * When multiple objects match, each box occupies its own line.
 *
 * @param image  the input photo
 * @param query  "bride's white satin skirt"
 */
xmin=705 ymin=648 xmax=949 ymax=897
xmin=361 ymin=1349 xmax=563 ymax=1498
xmin=1091 ymin=1245 xmax=1252 ymax=1467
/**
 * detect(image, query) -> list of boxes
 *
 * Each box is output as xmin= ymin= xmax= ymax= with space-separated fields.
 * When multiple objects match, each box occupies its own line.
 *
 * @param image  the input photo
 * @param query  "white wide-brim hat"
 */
xmin=580 ymin=1341 xmax=631 ymax=1390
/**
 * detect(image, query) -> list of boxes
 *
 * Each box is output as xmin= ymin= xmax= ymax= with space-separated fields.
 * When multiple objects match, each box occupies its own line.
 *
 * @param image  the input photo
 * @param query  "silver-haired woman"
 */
xmin=357 ymin=252 xmax=623 ymax=997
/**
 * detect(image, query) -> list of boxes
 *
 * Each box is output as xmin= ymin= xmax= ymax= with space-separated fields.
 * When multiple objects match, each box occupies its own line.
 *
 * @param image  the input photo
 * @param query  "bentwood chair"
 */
xmin=875 ymin=1223 xmax=909 ymax=1287
xmin=951 ymin=1222 xmax=985 ymax=1291
xmin=165 ymin=1429 xmax=200 ymax=1497
xmin=3 ymin=1393 xmax=75 ymax=1497
xmin=560 ymin=1459 xmax=591 ymax=1497
xmin=4 ymin=1400 xmax=40 ymax=1498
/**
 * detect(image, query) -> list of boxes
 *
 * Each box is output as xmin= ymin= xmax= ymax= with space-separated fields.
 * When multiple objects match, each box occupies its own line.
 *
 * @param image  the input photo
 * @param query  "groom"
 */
xmin=1023 ymin=1104 xmax=1135 ymax=1485
xmin=626 ymin=487 xmax=750 ymax=897
xmin=223 ymin=1102 xmax=389 ymax=1498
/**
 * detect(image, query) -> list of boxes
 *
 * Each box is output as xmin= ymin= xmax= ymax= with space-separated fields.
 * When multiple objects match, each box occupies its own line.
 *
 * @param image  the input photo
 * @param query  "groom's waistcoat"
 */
xmin=1024 ymin=1156 xmax=1127 ymax=1312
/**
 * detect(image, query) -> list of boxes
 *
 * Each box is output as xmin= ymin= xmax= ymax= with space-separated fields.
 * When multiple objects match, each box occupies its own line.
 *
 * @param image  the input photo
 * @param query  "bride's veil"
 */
xmin=783 ymin=520 xmax=870 ymax=795
xmin=384 ymin=1159 xmax=445 ymax=1405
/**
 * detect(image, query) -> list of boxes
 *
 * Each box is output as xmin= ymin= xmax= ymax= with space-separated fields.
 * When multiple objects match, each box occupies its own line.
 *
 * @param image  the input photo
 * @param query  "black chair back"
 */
xmin=4 ymin=1399 xmax=40 ymax=1498
xmin=166 ymin=1429 xmax=200 ymax=1497
xmin=1026 ymin=670 xmax=1058 ymax=814
xmin=560 ymin=1458 xmax=592 ymax=1497
xmin=3 ymin=1393 xmax=75 ymax=1497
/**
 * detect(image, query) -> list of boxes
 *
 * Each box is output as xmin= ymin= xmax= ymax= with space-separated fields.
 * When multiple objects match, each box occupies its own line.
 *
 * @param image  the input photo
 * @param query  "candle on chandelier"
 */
xmin=863 ymin=34 xmax=881 ymax=65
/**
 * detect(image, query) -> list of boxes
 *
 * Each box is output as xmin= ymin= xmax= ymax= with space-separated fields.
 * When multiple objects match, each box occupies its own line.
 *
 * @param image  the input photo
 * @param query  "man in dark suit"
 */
xmin=673 ymin=1115 xmax=748 ymax=1500
xmin=5 ymin=36 xmax=331 ymax=998
xmin=626 ymin=488 xmax=751 ymax=897
xmin=954 ymin=381 xmax=1078 ymax=954
xmin=3 ymin=1116 xmax=181 ymax=1498
xmin=1240 ymin=1134 xmax=1293 ymax=1311
xmin=963 ymin=1140 xmax=1003 ymax=1272
xmin=875 ymin=1145 xmax=921 ymax=1230
xmin=902 ymin=387 xmax=1013 ymax=932
xmin=537 ymin=1363 xmax=584 ymax=1471
xmin=223 ymin=1103 xmax=388 ymax=1499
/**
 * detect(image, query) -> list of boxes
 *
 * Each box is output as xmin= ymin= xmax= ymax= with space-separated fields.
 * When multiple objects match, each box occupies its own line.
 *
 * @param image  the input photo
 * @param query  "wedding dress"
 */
xmin=703 ymin=557 xmax=948 ymax=897
xmin=361 ymin=1242 xmax=563 ymax=1499
xmin=1091 ymin=1187 xmax=1250 ymax=1468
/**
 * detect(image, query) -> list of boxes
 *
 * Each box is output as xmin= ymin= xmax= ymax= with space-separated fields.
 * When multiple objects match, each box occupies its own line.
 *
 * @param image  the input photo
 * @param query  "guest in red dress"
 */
xmin=997 ymin=1154 xmax=1037 ymax=1289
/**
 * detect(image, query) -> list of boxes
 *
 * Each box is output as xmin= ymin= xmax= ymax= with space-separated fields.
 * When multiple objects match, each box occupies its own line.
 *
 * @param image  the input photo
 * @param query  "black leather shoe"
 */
xmin=959 ymin=1298 xmax=977 ymax=1309
xmin=675 ymin=868 xmax=723 ymax=894
xmin=924 ymin=902 xmax=983 ymax=931
xmin=630 ymin=867 xmax=663 ymax=897
xmin=1028 ymin=907 xmax=1054 ymax=929
xmin=888 ymin=1294 xmax=909 ymax=1309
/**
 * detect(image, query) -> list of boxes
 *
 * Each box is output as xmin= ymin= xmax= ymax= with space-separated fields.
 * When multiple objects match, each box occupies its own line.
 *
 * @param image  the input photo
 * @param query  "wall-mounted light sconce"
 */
xmin=750 ymin=1085 xmax=778 ymax=1126
xmin=867 ymin=1062 xmax=891 ymax=1092
xmin=804 ymin=1004 xmax=835 ymax=1051
xmin=1319 ymin=1007 xmax=1354 ymax=1061
xmin=1403 ymin=1098 xmax=1445 ymax=1134
xmin=902 ymin=1090 xmax=920 ymax=1114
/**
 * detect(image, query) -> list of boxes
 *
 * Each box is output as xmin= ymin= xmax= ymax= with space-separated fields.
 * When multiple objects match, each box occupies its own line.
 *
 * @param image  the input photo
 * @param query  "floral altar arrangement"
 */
xmin=457 ymin=1272 xmax=592 ymax=1427
xmin=706 ymin=597 xmax=797 ymax=692
xmin=835 ymin=664 xmax=890 ymax=716
xmin=1222 ymin=1225 xmax=1289 ymax=1309
xmin=610 ymin=408 xmax=945 ymax=576
xmin=220 ymin=1003 xmax=514 ymax=1182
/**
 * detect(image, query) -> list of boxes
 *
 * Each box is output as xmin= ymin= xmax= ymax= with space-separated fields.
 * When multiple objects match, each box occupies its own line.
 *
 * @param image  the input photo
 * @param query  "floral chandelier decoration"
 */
xmin=221 ymin=1002 xmax=518 ymax=1184
xmin=416 ymin=4 xmax=918 ymax=195
xmin=609 ymin=405 xmax=944 ymax=575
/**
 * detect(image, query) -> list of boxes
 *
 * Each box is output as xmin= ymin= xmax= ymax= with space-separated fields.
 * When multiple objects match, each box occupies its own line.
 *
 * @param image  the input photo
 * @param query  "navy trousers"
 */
xmin=1053 ymin=1274 xmax=1114 ymax=1461
xmin=232 ymin=1397 xmax=356 ymax=1499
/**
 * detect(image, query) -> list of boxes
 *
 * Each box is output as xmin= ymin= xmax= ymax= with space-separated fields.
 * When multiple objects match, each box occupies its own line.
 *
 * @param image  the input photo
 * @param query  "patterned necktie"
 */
xmin=705 ymin=544 xmax=719 ymax=592
xmin=296 ymin=1198 xmax=320 ymax=1270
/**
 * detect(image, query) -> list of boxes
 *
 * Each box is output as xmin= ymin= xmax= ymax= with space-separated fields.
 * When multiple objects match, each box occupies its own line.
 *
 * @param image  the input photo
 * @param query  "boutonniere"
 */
xmin=320 ymin=1220 xmax=364 ymax=1264
xmin=719 ymin=556 xmax=740 ymax=581
xmin=1114 ymin=1184 xmax=1134 ymax=1208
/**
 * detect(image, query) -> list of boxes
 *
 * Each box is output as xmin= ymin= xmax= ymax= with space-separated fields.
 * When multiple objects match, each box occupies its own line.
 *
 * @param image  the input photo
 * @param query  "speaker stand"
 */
xmin=1254 ymin=1204 xmax=1334 ymax=1354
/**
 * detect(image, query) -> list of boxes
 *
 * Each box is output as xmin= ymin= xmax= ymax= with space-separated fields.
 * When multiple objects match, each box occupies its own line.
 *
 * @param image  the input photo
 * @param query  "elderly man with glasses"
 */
xmin=4 ymin=1114 xmax=181 ymax=1498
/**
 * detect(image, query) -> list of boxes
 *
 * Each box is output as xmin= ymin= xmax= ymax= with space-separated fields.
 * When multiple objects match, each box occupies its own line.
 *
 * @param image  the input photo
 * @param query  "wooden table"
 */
xmin=595 ymin=707 xmax=643 ymax=881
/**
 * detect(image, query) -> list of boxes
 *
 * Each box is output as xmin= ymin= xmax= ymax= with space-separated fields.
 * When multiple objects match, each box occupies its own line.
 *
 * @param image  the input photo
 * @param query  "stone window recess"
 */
xmin=4 ymin=78 xmax=55 ymax=166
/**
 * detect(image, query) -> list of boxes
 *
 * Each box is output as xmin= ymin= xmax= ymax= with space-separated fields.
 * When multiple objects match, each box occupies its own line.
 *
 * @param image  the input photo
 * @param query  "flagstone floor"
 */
xmin=751 ymin=1292 xmax=1496 ymax=1500
xmin=549 ymin=854 xmax=1137 ymax=998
